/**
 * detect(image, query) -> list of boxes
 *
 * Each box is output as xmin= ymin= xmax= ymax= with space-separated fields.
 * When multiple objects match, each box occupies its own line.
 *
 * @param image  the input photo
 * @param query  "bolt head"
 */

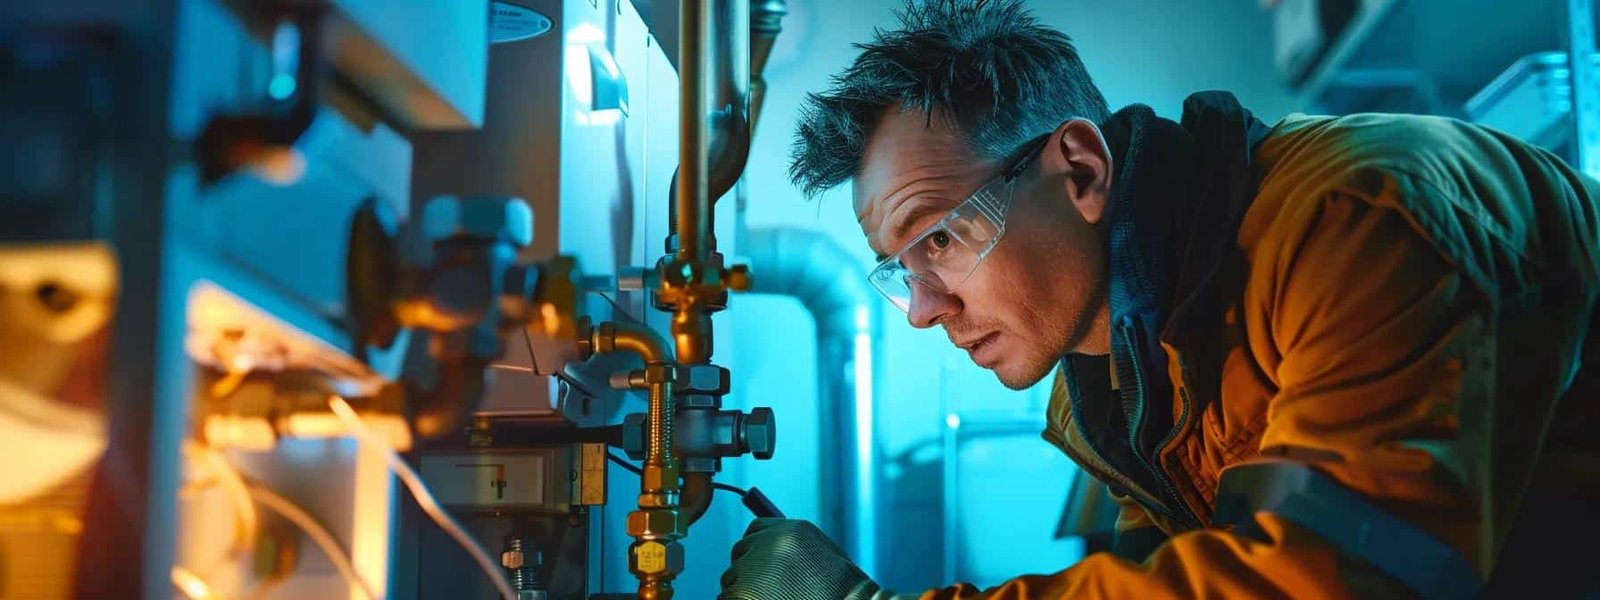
xmin=745 ymin=407 xmax=776 ymax=460
xmin=726 ymin=264 xmax=752 ymax=291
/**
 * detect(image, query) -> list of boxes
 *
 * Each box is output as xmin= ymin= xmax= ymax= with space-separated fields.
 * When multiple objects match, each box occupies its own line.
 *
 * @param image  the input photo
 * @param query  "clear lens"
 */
xmin=867 ymin=177 xmax=1011 ymax=313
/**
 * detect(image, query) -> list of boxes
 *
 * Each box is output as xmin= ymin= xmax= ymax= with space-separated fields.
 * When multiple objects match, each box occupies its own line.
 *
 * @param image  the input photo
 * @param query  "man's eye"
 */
xmin=928 ymin=231 xmax=952 ymax=250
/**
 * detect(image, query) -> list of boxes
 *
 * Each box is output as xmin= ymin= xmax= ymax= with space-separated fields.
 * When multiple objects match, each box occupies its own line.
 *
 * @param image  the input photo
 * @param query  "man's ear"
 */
xmin=1041 ymin=119 xmax=1113 ymax=225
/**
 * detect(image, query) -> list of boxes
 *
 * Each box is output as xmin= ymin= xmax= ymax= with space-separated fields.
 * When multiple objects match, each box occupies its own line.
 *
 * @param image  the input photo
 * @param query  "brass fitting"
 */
xmin=629 ymin=539 xmax=684 ymax=600
xmin=626 ymin=508 xmax=688 ymax=539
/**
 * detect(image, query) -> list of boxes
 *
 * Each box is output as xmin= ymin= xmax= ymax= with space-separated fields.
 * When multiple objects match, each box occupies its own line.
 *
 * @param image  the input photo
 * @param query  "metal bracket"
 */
xmin=1567 ymin=0 xmax=1600 ymax=176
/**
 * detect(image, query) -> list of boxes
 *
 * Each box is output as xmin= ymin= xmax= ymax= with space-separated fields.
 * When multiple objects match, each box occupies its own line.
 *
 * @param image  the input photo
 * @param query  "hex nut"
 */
xmin=629 ymin=540 xmax=684 ymax=576
xmin=744 ymin=407 xmax=776 ymax=460
xmin=641 ymin=468 xmax=673 ymax=492
xmin=502 ymin=550 xmax=524 ymax=569
xmin=627 ymin=509 xmax=686 ymax=538
xmin=421 ymin=196 xmax=534 ymax=247
xmin=676 ymin=364 xmax=730 ymax=395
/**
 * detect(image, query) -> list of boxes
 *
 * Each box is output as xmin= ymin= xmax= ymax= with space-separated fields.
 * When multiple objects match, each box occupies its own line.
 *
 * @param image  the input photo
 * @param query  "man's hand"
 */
xmin=719 ymin=518 xmax=886 ymax=600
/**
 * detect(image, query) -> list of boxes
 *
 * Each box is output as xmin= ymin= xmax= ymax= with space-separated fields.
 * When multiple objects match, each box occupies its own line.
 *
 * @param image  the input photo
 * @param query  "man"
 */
xmin=718 ymin=0 xmax=1600 ymax=598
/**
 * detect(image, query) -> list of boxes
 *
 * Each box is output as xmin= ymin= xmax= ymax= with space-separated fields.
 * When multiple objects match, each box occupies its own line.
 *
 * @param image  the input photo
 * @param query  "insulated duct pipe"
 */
xmin=744 ymin=227 xmax=881 ymax=575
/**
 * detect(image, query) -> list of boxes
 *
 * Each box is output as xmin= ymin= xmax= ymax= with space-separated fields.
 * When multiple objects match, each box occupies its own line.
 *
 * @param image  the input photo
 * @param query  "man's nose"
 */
xmin=906 ymin=281 xmax=959 ymax=328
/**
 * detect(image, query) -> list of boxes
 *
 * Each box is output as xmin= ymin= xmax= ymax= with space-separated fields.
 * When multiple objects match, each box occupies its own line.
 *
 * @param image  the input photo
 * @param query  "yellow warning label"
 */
xmin=636 ymin=541 xmax=667 ymax=574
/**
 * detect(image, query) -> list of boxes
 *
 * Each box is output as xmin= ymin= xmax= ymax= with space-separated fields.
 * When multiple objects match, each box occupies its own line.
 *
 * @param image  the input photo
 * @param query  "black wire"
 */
xmin=712 ymin=482 xmax=749 ymax=498
xmin=606 ymin=450 xmax=643 ymax=475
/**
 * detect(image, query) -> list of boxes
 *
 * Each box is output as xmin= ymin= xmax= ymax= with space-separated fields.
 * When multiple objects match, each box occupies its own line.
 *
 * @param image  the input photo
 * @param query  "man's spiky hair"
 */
xmin=789 ymin=0 xmax=1109 ymax=198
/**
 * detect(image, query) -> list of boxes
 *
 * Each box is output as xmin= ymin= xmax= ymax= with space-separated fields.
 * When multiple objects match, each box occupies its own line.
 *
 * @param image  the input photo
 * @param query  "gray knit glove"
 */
xmin=718 ymin=518 xmax=892 ymax=600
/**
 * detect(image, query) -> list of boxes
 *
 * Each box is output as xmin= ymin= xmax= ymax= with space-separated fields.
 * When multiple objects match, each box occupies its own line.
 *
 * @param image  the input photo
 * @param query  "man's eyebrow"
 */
xmin=878 ymin=202 xmax=946 ymax=261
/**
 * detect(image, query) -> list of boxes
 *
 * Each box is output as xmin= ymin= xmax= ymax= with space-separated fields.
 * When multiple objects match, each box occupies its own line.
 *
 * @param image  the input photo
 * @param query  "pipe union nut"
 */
xmin=421 ymin=196 xmax=534 ymax=247
xmin=641 ymin=467 xmax=675 ymax=492
xmin=629 ymin=539 xmax=684 ymax=576
xmin=676 ymin=364 xmax=730 ymax=395
xmin=626 ymin=509 xmax=687 ymax=538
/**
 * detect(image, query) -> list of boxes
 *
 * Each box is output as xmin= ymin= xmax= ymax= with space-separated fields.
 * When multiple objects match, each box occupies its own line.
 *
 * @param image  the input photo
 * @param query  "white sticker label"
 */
xmin=491 ymin=1 xmax=553 ymax=44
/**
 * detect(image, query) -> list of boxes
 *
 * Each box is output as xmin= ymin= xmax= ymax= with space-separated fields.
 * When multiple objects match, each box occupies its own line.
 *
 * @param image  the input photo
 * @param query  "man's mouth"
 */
xmin=958 ymin=332 xmax=1001 ymax=366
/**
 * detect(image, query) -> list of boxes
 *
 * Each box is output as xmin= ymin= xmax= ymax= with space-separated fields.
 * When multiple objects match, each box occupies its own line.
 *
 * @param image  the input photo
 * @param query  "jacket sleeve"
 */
xmin=908 ymin=192 xmax=1485 ymax=599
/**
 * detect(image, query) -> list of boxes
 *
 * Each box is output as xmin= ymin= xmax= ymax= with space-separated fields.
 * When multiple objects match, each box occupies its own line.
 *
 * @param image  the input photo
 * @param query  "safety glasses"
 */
xmin=868 ymin=135 xmax=1049 ymax=313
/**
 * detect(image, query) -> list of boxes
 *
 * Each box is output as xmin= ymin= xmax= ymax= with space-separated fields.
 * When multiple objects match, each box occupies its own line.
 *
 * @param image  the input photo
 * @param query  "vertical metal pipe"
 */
xmin=940 ymin=386 xmax=960 ymax=584
xmin=749 ymin=0 xmax=787 ymax=130
xmin=706 ymin=0 xmax=750 ymax=207
xmin=676 ymin=0 xmax=709 ymax=264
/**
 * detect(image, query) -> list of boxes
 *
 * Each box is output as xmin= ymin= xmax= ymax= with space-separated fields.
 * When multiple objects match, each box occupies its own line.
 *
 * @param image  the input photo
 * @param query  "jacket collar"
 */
xmin=1055 ymin=92 xmax=1268 ymax=527
xmin=1099 ymin=91 xmax=1270 ymax=353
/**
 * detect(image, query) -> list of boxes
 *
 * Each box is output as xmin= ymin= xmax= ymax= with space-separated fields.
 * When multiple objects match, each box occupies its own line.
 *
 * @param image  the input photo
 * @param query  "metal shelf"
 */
xmin=1288 ymin=0 xmax=1568 ymax=116
xmin=1279 ymin=0 xmax=1600 ymax=175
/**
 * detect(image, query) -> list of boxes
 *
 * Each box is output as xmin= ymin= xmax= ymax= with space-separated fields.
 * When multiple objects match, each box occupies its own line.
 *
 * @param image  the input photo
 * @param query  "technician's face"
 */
xmin=854 ymin=109 xmax=1114 ymax=389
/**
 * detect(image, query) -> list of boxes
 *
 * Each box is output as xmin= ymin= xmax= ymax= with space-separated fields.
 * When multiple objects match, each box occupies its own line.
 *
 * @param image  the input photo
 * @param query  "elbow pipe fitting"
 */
xmin=580 ymin=318 xmax=673 ymax=366
xmin=681 ymin=472 xmax=714 ymax=525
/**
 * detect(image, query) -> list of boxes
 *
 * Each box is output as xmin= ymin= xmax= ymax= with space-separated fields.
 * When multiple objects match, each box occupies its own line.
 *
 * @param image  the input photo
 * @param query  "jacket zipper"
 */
xmin=1046 ymin=420 xmax=1168 ymax=516
xmin=1121 ymin=321 xmax=1204 ymax=530
xmin=1160 ymin=353 xmax=1205 ymax=516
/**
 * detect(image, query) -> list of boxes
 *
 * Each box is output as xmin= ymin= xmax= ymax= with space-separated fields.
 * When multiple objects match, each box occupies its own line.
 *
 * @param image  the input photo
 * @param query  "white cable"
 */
xmin=247 ymin=484 xmax=381 ymax=600
xmin=182 ymin=442 xmax=260 ymax=560
xmin=172 ymin=564 xmax=226 ymax=600
xmin=328 ymin=395 xmax=518 ymax=600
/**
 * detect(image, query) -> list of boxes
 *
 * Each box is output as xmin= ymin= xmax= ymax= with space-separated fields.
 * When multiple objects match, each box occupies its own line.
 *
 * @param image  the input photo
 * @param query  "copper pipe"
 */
xmin=668 ymin=0 xmax=751 ymax=244
xmin=749 ymin=0 xmax=787 ymax=129
xmin=681 ymin=472 xmax=714 ymax=524
xmin=598 ymin=321 xmax=671 ymax=365
xmin=676 ymin=0 xmax=710 ymax=263
xmin=672 ymin=0 xmax=752 ymax=251
xmin=706 ymin=0 xmax=751 ymax=207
